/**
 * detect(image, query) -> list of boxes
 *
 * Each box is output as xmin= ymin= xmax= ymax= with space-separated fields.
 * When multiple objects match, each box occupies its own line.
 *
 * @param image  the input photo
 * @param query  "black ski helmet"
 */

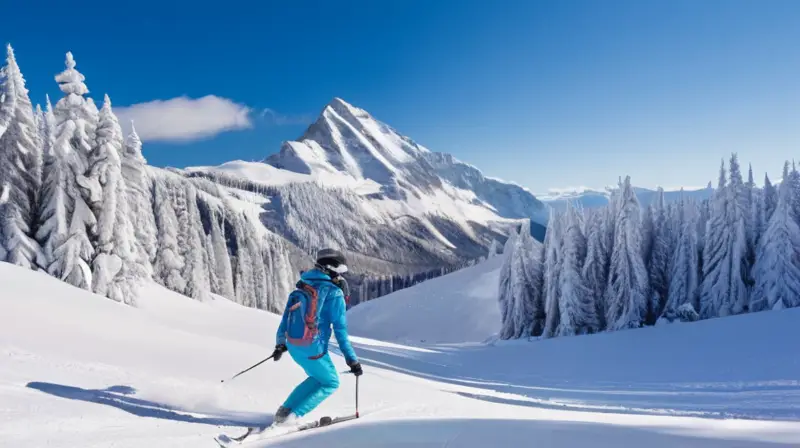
xmin=315 ymin=248 xmax=348 ymax=274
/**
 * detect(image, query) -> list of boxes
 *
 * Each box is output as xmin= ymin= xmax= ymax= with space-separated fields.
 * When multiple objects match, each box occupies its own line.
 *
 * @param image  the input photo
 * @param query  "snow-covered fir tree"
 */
xmin=182 ymin=184 xmax=210 ymax=301
xmin=121 ymin=123 xmax=157 ymax=272
xmin=700 ymin=155 xmax=749 ymax=318
xmin=646 ymin=187 xmax=671 ymax=324
xmin=762 ymin=173 xmax=777 ymax=224
xmin=541 ymin=209 xmax=564 ymax=338
xmin=557 ymin=202 xmax=598 ymax=336
xmin=497 ymin=226 xmax=518 ymax=339
xmin=231 ymin=211 xmax=256 ymax=307
xmin=581 ymin=209 xmax=610 ymax=330
xmin=208 ymin=208 xmax=235 ymax=298
xmin=205 ymin=233 xmax=221 ymax=294
xmin=729 ymin=155 xmax=753 ymax=313
xmin=49 ymin=52 xmax=98 ymax=289
xmin=749 ymin=162 xmax=800 ymax=312
xmin=153 ymin=178 xmax=186 ymax=293
xmin=641 ymin=204 xmax=655 ymax=264
xmin=604 ymin=176 xmax=649 ymax=330
xmin=746 ymin=164 xmax=757 ymax=250
xmin=34 ymin=96 xmax=67 ymax=274
xmin=261 ymin=231 xmax=294 ymax=313
xmin=0 ymin=45 xmax=43 ymax=268
xmin=661 ymin=192 xmax=700 ymax=322
xmin=790 ymin=162 xmax=800 ymax=225
xmin=499 ymin=220 xmax=544 ymax=339
xmin=84 ymin=95 xmax=139 ymax=303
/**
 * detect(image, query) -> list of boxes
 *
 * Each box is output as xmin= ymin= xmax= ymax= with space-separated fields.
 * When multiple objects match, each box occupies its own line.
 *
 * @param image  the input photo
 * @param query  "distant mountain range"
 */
xmin=539 ymin=184 xmax=715 ymax=211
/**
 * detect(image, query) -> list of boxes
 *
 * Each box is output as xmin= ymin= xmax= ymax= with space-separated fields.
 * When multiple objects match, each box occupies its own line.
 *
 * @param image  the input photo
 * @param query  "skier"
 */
xmin=271 ymin=248 xmax=363 ymax=427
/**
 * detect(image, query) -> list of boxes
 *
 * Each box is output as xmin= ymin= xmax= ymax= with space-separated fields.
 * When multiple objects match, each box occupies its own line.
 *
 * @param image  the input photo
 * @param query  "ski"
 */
xmin=213 ymin=414 xmax=359 ymax=446
xmin=295 ymin=413 xmax=359 ymax=432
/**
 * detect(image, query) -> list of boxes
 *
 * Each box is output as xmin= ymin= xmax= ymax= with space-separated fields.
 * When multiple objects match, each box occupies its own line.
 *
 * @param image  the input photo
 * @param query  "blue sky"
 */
xmin=4 ymin=0 xmax=800 ymax=193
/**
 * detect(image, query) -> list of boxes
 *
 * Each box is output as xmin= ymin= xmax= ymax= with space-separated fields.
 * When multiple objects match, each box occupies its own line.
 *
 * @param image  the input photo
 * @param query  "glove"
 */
xmin=273 ymin=344 xmax=287 ymax=361
xmin=347 ymin=360 xmax=363 ymax=377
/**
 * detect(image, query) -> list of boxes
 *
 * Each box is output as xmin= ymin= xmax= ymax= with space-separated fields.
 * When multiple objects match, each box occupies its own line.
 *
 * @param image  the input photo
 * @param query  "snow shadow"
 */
xmin=26 ymin=382 xmax=270 ymax=428
xmin=449 ymin=390 xmax=786 ymax=421
xmin=337 ymin=342 xmax=800 ymax=421
xmin=264 ymin=418 xmax=792 ymax=448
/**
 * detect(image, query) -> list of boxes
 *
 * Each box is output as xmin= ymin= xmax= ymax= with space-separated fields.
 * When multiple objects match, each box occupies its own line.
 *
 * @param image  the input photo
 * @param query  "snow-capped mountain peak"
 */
xmin=268 ymin=97 xmax=432 ymax=190
xmin=261 ymin=98 xmax=548 ymax=226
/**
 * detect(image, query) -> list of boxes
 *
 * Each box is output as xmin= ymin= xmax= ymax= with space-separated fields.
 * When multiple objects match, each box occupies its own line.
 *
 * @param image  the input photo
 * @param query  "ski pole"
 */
xmin=221 ymin=354 xmax=275 ymax=383
xmin=339 ymin=371 xmax=360 ymax=418
xmin=355 ymin=375 xmax=360 ymax=418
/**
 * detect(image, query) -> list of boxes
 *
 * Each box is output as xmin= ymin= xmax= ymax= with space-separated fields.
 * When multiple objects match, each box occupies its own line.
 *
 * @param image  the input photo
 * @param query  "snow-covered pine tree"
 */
xmin=50 ymin=52 xmax=98 ymax=289
xmin=641 ymin=204 xmax=655 ymax=264
xmin=790 ymin=162 xmax=800 ymax=225
xmin=753 ymin=185 xmax=766 ymax=249
xmin=242 ymin=215 xmax=267 ymax=309
xmin=749 ymin=161 xmax=800 ymax=312
xmin=700 ymin=155 xmax=749 ymax=318
xmin=33 ymin=104 xmax=44 ymax=157
xmin=581 ymin=209 xmax=609 ymax=330
xmin=0 ymin=45 xmax=43 ymax=268
xmin=182 ymin=184 xmax=210 ymax=301
xmin=557 ymin=202 xmax=598 ymax=336
xmin=746 ymin=164 xmax=757 ymax=251
xmin=121 ymin=123 xmax=157 ymax=271
xmin=231 ymin=211 xmax=256 ymax=307
xmin=604 ymin=176 xmax=649 ymax=330
xmin=647 ymin=187 xmax=671 ymax=324
xmin=729 ymin=155 xmax=753 ymax=313
xmin=209 ymin=208 xmax=235 ymax=298
xmin=153 ymin=177 xmax=186 ymax=293
xmin=542 ymin=209 xmax=564 ymax=338
xmin=85 ymin=95 xmax=139 ymax=303
xmin=498 ymin=224 xmax=520 ymax=340
xmin=700 ymin=161 xmax=727 ymax=318
xmin=171 ymin=182 xmax=192 ymax=295
xmin=205 ymin=233 xmax=221 ymax=294
xmin=34 ymin=96 xmax=66 ymax=273
xmin=262 ymin=231 xmax=294 ymax=312
xmin=763 ymin=173 xmax=777 ymax=224
xmin=505 ymin=220 xmax=545 ymax=338
xmin=661 ymin=192 xmax=700 ymax=322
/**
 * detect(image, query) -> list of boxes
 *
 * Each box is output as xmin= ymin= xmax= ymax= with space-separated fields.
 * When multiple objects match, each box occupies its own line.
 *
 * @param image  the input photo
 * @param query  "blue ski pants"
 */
xmin=282 ymin=346 xmax=340 ymax=417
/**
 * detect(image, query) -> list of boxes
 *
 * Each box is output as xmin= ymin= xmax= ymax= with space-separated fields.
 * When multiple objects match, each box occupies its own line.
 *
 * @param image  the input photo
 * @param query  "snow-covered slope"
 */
xmin=347 ymin=255 xmax=505 ymax=344
xmin=4 ymin=262 xmax=800 ymax=447
xmin=542 ymin=184 xmax=714 ymax=210
xmin=186 ymin=98 xmax=547 ymax=272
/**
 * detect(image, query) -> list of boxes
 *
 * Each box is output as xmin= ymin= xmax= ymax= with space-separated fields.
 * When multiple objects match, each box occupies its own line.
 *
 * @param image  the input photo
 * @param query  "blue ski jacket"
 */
xmin=276 ymin=269 xmax=358 ymax=364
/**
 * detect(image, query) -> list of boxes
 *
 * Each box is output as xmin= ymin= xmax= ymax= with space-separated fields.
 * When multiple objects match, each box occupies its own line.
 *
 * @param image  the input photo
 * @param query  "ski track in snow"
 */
xmin=2 ymin=263 xmax=800 ymax=447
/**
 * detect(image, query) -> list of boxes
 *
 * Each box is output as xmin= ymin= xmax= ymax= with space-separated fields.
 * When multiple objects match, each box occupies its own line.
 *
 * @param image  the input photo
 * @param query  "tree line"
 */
xmin=499 ymin=154 xmax=797 ymax=339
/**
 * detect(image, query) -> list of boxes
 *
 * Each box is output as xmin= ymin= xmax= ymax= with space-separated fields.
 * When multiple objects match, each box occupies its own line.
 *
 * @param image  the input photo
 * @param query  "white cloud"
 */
xmin=115 ymin=95 xmax=253 ymax=143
